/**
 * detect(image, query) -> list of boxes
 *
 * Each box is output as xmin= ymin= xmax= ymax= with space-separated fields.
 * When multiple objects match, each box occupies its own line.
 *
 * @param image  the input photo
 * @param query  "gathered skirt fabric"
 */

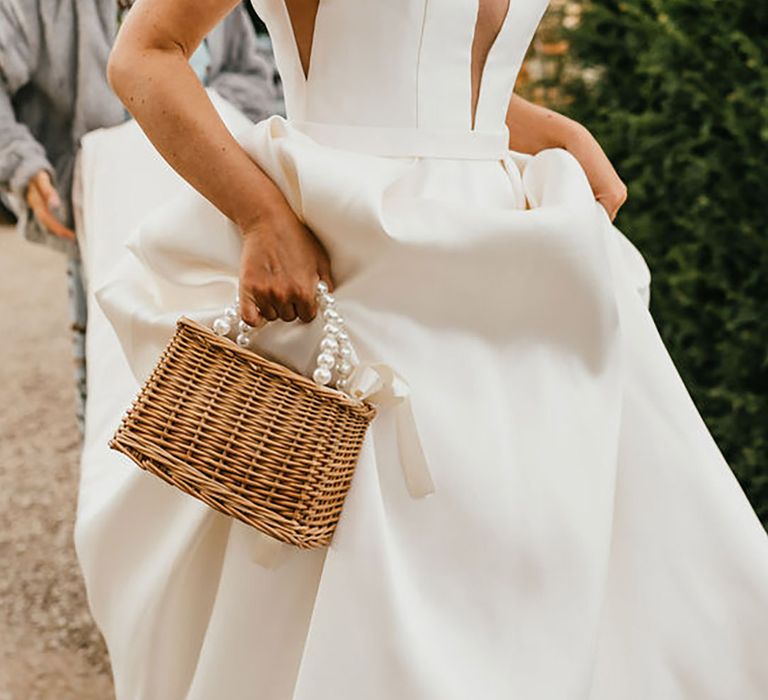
xmin=74 ymin=99 xmax=768 ymax=699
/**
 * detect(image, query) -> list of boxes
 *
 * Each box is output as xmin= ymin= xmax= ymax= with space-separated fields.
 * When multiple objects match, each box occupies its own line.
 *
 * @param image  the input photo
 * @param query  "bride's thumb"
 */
xmin=239 ymin=293 xmax=265 ymax=328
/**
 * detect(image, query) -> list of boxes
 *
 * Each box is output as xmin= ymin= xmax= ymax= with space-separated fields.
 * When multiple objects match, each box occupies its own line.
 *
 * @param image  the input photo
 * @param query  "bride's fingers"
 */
xmin=295 ymin=293 xmax=316 ymax=323
xmin=259 ymin=303 xmax=279 ymax=322
xmin=596 ymin=182 xmax=627 ymax=222
xmin=280 ymin=302 xmax=298 ymax=323
xmin=239 ymin=291 xmax=264 ymax=327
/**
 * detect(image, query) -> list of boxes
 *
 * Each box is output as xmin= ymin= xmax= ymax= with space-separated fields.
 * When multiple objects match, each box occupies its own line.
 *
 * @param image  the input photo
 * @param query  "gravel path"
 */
xmin=0 ymin=224 xmax=114 ymax=699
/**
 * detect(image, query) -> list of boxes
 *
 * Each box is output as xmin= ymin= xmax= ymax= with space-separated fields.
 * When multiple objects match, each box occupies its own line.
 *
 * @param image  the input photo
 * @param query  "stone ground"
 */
xmin=0 ymin=220 xmax=115 ymax=699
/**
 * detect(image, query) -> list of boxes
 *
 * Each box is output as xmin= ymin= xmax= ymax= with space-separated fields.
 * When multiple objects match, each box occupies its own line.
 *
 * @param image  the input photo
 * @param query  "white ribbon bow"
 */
xmin=346 ymin=362 xmax=436 ymax=499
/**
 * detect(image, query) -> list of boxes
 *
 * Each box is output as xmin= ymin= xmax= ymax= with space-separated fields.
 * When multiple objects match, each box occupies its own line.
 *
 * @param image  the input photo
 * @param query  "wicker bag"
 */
xmin=109 ymin=282 xmax=377 ymax=550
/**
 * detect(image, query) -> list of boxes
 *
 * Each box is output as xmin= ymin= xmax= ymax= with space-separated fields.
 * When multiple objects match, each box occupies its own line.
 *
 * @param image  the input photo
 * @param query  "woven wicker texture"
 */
xmin=110 ymin=317 xmax=376 ymax=549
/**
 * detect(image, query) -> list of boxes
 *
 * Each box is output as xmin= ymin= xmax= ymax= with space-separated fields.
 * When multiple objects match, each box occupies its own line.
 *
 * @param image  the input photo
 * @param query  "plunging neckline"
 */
xmin=279 ymin=0 xmax=515 ymax=129
xmin=471 ymin=0 xmax=513 ymax=128
xmin=282 ymin=0 xmax=322 ymax=84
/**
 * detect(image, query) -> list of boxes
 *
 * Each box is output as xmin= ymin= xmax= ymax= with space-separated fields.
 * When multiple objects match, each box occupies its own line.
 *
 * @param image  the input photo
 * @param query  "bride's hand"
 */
xmin=505 ymin=96 xmax=627 ymax=221
xmin=563 ymin=123 xmax=628 ymax=221
xmin=238 ymin=200 xmax=334 ymax=326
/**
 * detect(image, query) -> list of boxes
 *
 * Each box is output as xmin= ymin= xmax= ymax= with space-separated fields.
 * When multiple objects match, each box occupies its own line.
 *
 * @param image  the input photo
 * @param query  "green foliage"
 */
xmin=561 ymin=0 xmax=768 ymax=523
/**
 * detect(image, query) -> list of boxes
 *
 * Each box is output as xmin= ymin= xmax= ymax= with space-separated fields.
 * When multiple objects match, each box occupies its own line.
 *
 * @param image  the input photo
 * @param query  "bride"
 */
xmin=74 ymin=0 xmax=768 ymax=698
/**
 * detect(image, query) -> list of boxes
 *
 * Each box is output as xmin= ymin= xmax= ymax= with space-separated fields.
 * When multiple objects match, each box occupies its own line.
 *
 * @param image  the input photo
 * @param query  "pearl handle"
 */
xmin=210 ymin=281 xmax=359 ymax=394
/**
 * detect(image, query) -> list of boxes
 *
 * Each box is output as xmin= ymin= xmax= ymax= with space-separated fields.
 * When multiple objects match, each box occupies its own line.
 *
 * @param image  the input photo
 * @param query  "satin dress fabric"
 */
xmin=74 ymin=1 xmax=768 ymax=698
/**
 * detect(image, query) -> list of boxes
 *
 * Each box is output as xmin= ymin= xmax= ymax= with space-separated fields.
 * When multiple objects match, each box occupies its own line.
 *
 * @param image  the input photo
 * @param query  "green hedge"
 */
xmin=559 ymin=0 xmax=768 ymax=524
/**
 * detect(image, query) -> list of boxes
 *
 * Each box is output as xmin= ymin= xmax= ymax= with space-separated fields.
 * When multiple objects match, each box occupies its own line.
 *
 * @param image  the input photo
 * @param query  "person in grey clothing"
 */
xmin=0 ymin=0 xmax=283 ymax=434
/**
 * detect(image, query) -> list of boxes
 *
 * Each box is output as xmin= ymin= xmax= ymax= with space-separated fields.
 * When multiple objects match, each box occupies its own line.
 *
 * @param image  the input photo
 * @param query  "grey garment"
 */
xmin=207 ymin=13 xmax=284 ymax=124
xmin=0 ymin=0 xmax=282 ymax=254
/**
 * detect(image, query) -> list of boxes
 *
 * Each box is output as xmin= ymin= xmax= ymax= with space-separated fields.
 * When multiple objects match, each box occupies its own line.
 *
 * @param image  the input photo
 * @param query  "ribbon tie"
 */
xmin=346 ymin=362 xmax=436 ymax=499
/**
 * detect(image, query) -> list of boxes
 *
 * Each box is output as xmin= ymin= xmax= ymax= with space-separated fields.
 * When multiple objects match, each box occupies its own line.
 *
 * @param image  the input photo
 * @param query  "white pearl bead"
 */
xmin=323 ymin=322 xmax=340 ymax=336
xmin=313 ymin=367 xmax=332 ymax=385
xmin=323 ymin=308 xmax=339 ymax=323
xmin=235 ymin=332 xmax=251 ymax=348
xmin=336 ymin=378 xmax=348 ymax=391
xmin=337 ymin=329 xmax=349 ymax=342
xmin=337 ymin=360 xmax=353 ymax=377
xmin=316 ymin=280 xmax=329 ymax=295
xmin=213 ymin=317 xmax=231 ymax=336
xmin=224 ymin=306 xmax=239 ymax=321
xmin=238 ymin=320 xmax=252 ymax=334
xmin=319 ymin=292 xmax=334 ymax=306
xmin=339 ymin=345 xmax=353 ymax=360
xmin=317 ymin=351 xmax=336 ymax=369
xmin=320 ymin=336 xmax=339 ymax=353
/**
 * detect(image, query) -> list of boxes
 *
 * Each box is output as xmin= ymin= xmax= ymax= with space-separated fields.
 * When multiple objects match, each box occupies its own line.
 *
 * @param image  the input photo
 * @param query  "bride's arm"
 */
xmin=505 ymin=94 xmax=627 ymax=220
xmin=108 ymin=0 xmax=332 ymax=324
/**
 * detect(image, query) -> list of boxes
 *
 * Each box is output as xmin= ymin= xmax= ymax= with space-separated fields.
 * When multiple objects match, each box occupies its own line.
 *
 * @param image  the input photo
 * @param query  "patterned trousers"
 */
xmin=65 ymin=244 xmax=87 ymax=436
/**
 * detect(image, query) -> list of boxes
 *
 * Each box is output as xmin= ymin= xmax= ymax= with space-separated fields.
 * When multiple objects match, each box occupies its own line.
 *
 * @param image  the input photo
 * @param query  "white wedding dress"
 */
xmin=74 ymin=1 xmax=768 ymax=698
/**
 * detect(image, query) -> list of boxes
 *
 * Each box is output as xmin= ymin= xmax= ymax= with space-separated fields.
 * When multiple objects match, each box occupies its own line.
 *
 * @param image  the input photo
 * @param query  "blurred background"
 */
xmin=1 ymin=0 xmax=766 ymax=697
xmin=522 ymin=0 xmax=768 ymax=527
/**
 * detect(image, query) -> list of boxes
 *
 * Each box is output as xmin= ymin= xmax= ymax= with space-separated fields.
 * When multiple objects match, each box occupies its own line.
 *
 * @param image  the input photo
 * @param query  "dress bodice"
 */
xmin=251 ymin=0 xmax=550 ymax=133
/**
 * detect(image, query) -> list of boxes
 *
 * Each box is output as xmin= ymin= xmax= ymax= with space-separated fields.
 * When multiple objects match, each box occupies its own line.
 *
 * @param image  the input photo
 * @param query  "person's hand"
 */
xmin=238 ymin=199 xmax=334 ymax=326
xmin=563 ymin=123 xmax=628 ymax=221
xmin=25 ymin=170 xmax=76 ymax=240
